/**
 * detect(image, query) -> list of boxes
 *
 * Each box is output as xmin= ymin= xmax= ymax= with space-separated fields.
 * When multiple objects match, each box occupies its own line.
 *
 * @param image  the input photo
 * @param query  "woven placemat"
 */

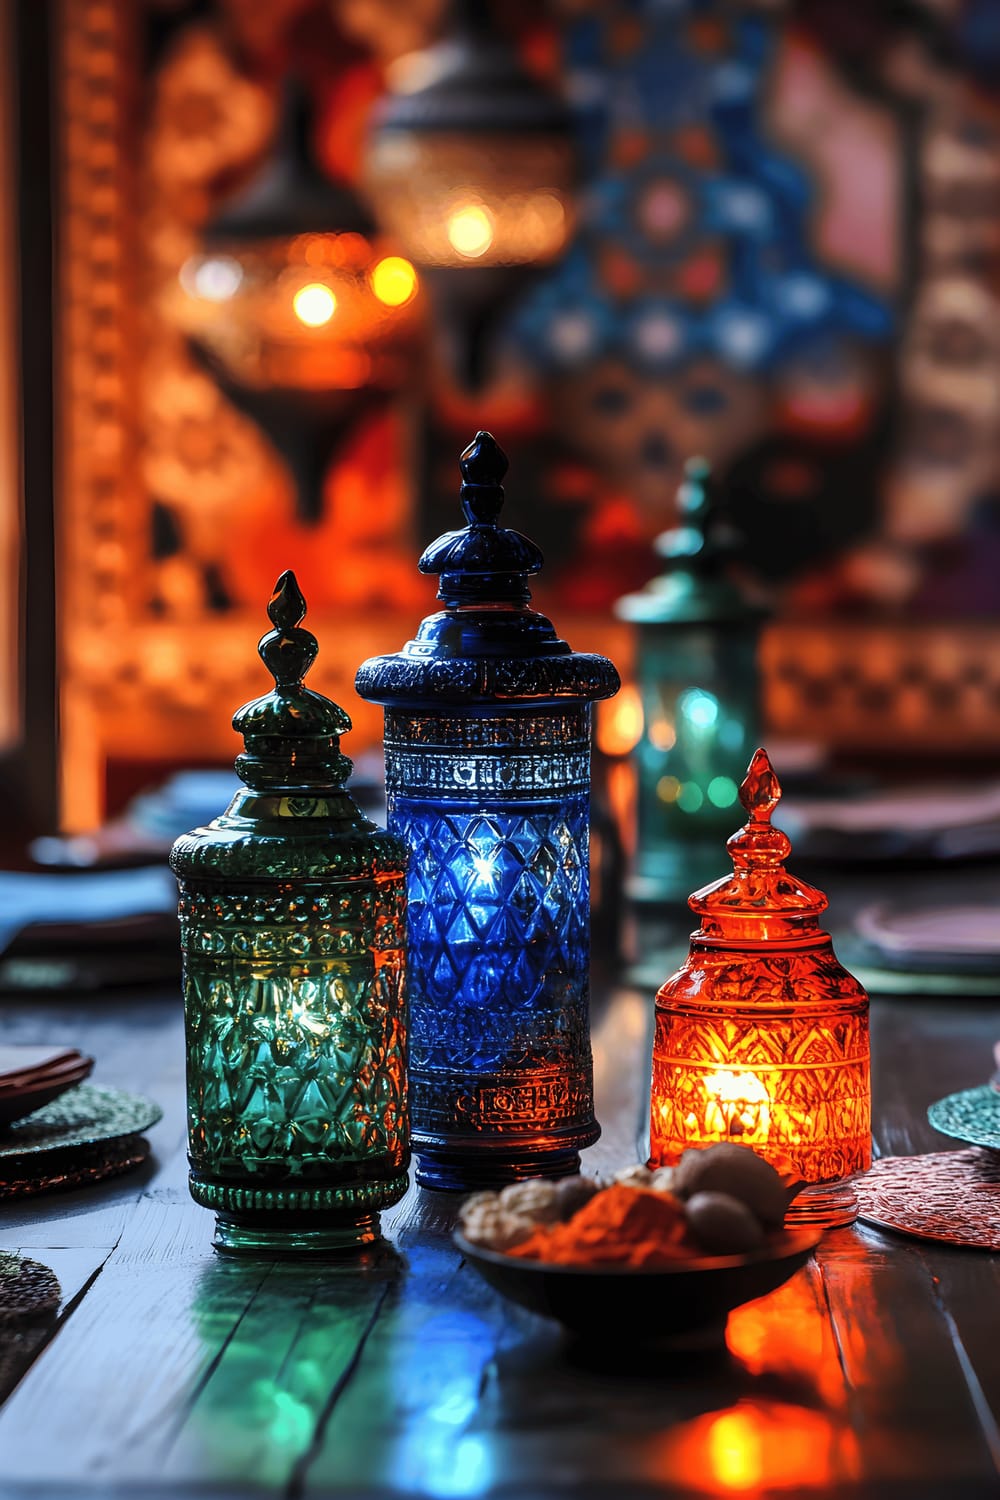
xmin=928 ymin=1084 xmax=1000 ymax=1151
xmin=0 ymin=1252 xmax=61 ymax=1321
xmin=856 ymin=1148 xmax=1000 ymax=1250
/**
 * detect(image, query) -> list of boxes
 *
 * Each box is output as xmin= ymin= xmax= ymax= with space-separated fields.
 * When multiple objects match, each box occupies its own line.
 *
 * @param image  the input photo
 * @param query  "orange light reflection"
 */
xmin=654 ymin=1402 xmax=861 ymax=1493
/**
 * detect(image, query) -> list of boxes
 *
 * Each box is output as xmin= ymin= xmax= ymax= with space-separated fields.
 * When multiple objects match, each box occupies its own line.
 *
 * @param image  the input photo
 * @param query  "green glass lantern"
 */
xmin=615 ymin=459 xmax=767 ymax=905
xmin=170 ymin=572 xmax=409 ymax=1256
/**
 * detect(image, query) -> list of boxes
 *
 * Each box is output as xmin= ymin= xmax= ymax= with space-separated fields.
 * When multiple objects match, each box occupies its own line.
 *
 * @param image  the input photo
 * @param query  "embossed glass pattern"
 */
xmin=171 ymin=573 xmax=409 ymax=1255
xmin=648 ymin=749 xmax=871 ymax=1229
xmin=181 ymin=881 xmax=406 ymax=1178
xmin=385 ymin=709 xmax=595 ymax=1184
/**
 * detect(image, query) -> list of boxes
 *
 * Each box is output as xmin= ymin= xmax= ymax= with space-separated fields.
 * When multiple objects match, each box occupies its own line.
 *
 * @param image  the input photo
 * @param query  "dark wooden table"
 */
xmin=1 ymin=916 xmax=999 ymax=1499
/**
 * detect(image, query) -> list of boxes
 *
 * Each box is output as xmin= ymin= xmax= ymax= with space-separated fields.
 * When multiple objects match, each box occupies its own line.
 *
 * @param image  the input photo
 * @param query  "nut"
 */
xmin=649 ymin=1166 xmax=677 ymax=1195
xmin=614 ymin=1163 xmax=654 ymax=1188
xmin=459 ymin=1201 xmax=535 ymax=1251
xmin=673 ymin=1144 xmax=789 ymax=1226
xmin=498 ymin=1179 xmax=563 ymax=1224
xmin=459 ymin=1190 xmax=498 ymax=1221
xmin=685 ymin=1191 xmax=766 ymax=1254
xmin=553 ymin=1175 xmax=601 ymax=1219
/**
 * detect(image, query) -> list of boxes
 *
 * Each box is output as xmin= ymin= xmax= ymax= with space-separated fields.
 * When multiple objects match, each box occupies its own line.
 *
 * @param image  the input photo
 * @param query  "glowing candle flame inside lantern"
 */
xmin=703 ymin=1069 xmax=771 ymax=1145
xmin=470 ymin=851 xmax=498 ymax=893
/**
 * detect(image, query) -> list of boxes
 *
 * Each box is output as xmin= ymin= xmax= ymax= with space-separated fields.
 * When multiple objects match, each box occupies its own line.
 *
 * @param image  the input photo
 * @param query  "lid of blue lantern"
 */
xmin=356 ymin=431 xmax=620 ymax=708
xmin=615 ymin=457 xmax=767 ymax=626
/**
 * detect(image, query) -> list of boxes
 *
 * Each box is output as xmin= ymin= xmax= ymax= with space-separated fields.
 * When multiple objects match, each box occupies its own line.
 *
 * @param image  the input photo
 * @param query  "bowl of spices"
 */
xmin=454 ymin=1145 xmax=820 ymax=1347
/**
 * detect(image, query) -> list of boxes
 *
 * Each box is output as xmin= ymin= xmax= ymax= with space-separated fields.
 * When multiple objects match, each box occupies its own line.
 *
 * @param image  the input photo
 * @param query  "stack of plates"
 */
xmin=0 ymin=1047 xmax=94 ymax=1126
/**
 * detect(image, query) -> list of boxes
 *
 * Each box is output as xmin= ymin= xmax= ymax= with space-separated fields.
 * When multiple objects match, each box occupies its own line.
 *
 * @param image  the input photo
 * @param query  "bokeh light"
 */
xmin=292 ymin=283 xmax=337 ymax=327
xmin=370 ymin=256 xmax=418 ymax=307
xmin=446 ymin=205 xmax=495 ymax=260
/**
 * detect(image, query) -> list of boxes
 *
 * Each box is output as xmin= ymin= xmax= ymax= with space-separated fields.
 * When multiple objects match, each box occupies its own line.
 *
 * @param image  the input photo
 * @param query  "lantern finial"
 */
xmin=726 ymin=747 xmax=791 ymax=870
xmin=233 ymin=572 xmax=352 ymax=791
xmin=260 ymin=570 xmax=319 ymax=689
xmin=459 ymin=431 xmax=508 ymax=525
xmin=739 ymin=747 xmax=781 ymax=823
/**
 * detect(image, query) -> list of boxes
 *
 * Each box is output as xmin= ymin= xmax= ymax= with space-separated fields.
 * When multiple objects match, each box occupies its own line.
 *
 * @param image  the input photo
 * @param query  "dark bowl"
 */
xmin=454 ymin=1228 xmax=821 ymax=1347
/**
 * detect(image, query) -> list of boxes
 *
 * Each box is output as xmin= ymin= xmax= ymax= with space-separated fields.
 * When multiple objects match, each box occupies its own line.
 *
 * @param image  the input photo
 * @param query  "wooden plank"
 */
xmin=870 ymin=996 xmax=999 ymax=1158
xmin=0 ymin=1191 xmax=242 ymax=1487
xmin=916 ymin=1244 xmax=1000 ymax=1468
xmin=2 ymin=974 xmax=1000 ymax=1499
xmin=817 ymin=1223 xmax=1000 ymax=1488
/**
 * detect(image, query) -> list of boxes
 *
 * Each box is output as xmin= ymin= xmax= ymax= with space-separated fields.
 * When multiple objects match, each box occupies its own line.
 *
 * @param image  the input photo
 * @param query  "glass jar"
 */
xmin=356 ymin=431 xmax=620 ymax=1190
xmin=648 ymin=748 xmax=871 ymax=1227
xmin=171 ymin=572 xmax=409 ymax=1254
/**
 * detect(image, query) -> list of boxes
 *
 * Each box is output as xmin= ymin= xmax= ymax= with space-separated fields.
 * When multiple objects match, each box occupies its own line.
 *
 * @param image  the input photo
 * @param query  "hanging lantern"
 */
xmin=615 ymin=458 xmax=767 ymax=904
xmin=172 ymin=76 xmax=420 ymax=521
xmin=170 ymin=572 xmax=409 ymax=1254
xmin=648 ymin=748 xmax=871 ymax=1229
xmin=355 ymin=431 xmax=620 ymax=1190
xmin=364 ymin=0 xmax=576 ymax=385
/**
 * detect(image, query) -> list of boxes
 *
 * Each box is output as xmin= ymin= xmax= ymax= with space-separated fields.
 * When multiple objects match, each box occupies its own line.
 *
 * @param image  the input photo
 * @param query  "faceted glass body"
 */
xmin=176 ymin=810 xmax=409 ymax=1254
xmin=650 ymin=943 xmax=871 ymax=1184
xmin=384 ymin=706 xmax=598 ymax=1189
xmin=632 ymin=622 xmax=760 ymax=902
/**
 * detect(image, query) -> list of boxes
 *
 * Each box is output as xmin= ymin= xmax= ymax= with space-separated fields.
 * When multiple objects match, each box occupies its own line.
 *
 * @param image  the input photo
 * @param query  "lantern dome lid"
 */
xmin=418 ymin=431 xmax=544 ymax=598
xmin=170 ymin=571 xmax=406 ymax=882
xmin=689 ymin=748 xmax=830 ymax=946
xmin=355 ymin=431 xmax=620 ymax=709
xmin=615 ymin=458 xmax=765 ymax=627
xmin=205 ymin=76 xmax=374 ymax=244
xmin=227 ymin=570 xmax=354 ymax=791
xmin=371 ymin=2 xmax=572 ymax=138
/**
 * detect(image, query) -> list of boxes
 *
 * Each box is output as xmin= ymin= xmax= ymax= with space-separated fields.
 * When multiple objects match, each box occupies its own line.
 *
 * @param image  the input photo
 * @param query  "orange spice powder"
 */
xmin=509 ymin=1184 xmax=692 ymax=1269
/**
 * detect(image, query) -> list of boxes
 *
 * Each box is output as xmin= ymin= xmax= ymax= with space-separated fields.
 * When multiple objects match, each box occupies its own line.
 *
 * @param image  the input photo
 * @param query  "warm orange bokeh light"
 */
xmin=596 ymin=682 xmax=643 ymax=756
xmin=292 ymin=282 xmax=337 ymax=327
xmin=370 ymin=255 xmax=418 ymax=307
xmin=446 ymin=203 xmax=495 ymax=259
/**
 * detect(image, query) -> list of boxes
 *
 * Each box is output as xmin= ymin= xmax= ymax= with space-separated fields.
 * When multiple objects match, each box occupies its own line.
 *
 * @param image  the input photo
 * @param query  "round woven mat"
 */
xmin=0 ymin=1253 xmax=61 ymax=1321
xmin=856 ymin=1148 xmax=1000 ymax=1251
xmin=927 ymin=1084 xmax=1000 ymax=1151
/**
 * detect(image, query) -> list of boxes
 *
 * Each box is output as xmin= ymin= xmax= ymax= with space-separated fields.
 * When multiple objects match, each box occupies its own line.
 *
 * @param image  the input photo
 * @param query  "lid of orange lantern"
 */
xmin=688 ymin=748 xmax=830 ymax=949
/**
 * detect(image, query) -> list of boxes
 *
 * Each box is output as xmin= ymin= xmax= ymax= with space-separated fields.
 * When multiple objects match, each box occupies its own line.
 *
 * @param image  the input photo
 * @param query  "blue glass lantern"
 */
xmin=356 ymin=432 xmax=620 ymax=1190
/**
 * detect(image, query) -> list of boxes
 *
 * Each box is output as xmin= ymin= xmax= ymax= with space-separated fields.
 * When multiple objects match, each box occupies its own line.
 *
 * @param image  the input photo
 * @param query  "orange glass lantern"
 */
xmin=648 ymin=748 xmax=871 ymax=1228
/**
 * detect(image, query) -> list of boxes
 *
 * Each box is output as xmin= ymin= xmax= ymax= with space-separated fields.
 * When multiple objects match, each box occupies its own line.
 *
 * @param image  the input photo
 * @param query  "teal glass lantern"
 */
xmin=356 ymin=432 xmax=620 ymax=1191
xmin=170 ymin=573 xmax=409 ymax=1255
xmin=615 ymin=459 xmax=766 ymax=904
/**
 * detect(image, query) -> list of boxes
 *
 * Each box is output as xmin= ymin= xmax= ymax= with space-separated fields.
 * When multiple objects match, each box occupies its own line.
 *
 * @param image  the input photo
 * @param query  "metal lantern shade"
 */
xmin=172 ymin=78 xmax=420 ymax=521
xmin=648 ymin=749 xmax=871 ymax=1230
xmin=170 ymin=573 xmax=409 ymax=1255
xmin=356 ymin=433 xmax=619 ymax=1191
xmin=615 ymin=459 xmax=766 ymax=904
xmin=364 ymin=4 xmax=575 ymax=386
xmin=365 ymin=1 xmax=574 ymax=271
